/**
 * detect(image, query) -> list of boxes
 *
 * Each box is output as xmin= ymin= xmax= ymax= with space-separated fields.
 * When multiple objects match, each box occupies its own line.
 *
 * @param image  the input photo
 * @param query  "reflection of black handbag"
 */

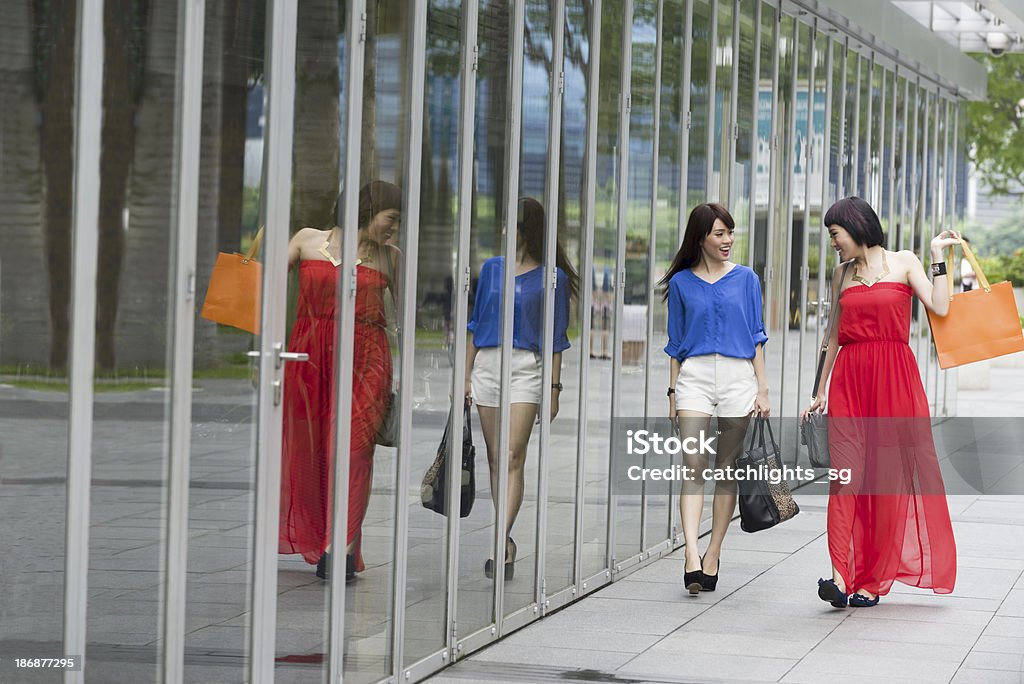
xmin=375 ymin=392 xmax=397 ymax=447
xmin=800 ymin=261 xmax=852 ymax=468
xmin=737 ymin=418 xmax=799 ymax=533
xmin=421 ymin=400 xmax=476 ymax=518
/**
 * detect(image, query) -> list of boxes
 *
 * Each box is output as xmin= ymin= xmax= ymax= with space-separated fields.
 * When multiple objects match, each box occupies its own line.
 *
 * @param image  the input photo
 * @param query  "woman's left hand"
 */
xmin=753 ymin=390 xmax=770 ymax=418
xmin=930 ymin=229 xmax=961 ymax=257
xmin=550 ymin=392 xmax=560 ymax=421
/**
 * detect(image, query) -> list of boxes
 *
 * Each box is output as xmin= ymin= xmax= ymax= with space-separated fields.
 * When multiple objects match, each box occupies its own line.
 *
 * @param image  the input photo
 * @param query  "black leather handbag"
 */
xmin=421 ymin=400 xmax=476 ymax=518
xmin=737 ymin=418 xmax=799 ymax=533
xmin=800 ymin=261 xmax=851 ymax=469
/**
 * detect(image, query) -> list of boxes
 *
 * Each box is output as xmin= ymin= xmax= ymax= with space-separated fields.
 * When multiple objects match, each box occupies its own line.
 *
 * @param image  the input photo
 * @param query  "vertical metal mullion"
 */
xmin=747 ymin=0 xmax=762 ymax=268
xmin=898 ymin=77 xmax=910 ymax=251
xmin=907 ymin=80 xmax=920 ymax=291
xmin=726 ymin=0 xmax=740 ymax=209
xmin=796 ymin=22 xmax=815 ymax=418
xmin=886 ymin=67 xmax=898 ymax=251
xmin=495 ymin=1 xmax=527 ymax=636
xmin=943 ymin=101 xmax=959 ymax=417
xmin=391 ymin=0 xmax=429 ymax=676
xmin=814 ymin=35 xmax=833 ymax=353
xmin=163 ymin=0 xmax=206 ymax=681
xmin=447 ymin=0 xmax=479 ymax=652
xmin=925 ymin=91 xmax=940 ymax=409
xmin=537 ymin=0 xmax=566 ymax=609
xmin=574 ymin=0 xmax=602 ymax=594
xmin=705 ymin=0 xmax=718 ymax=198
xmin=607 ymin=0 xmax=633 ymax=573
xmin=850 ymin=53 xmax=860 ymax=196
xmin=642 ymin=0 xmax=666 ymax=553
xmin=251 ymin=1 xmax=298 ymax=682
xmin=64 ymin=1 xmax=103 ymax=680
xmin=678 ymin=0 xmax=694 ymax=244
xmin=762 ymin=2 xmax=780 ymax=335
xmin=876 ymin=67 xmax=886 ymax=218
xmin=913 ymin=91 xmax=930 ymax=362
xmin=779 ymin=17 xmax=798 ymax=422
xmin=835 ymin=40 xmax=847 ymax=199
xmin=863 ymin=54 xmax=874 ymax=203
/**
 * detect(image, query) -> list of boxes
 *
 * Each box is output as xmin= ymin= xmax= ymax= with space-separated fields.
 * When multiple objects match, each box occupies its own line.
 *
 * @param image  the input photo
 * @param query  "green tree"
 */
xmin=966 ymin=54 xmax=1024 ymax=195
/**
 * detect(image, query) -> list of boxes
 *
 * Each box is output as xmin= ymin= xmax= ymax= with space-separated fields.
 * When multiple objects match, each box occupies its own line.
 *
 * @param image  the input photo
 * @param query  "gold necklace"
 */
xmin=851 ymin=250 xmax=890 ymax=287
xmin=317 ymin=232 xmax=342 ymax=266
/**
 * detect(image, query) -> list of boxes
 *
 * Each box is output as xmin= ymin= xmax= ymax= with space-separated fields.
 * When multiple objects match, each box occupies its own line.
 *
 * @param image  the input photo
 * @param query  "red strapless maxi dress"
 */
xmin=827 ymin=281 xmax=956 ymax=596
xmin=279 ymin=261 xmax=392 ymax=572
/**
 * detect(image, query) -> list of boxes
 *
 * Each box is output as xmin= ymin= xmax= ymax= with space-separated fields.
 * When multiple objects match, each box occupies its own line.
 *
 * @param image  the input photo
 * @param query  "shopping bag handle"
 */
xmin=242 ymin=226 xmax=265 ymax=264
xmin=944 ymin=237 xmax=990 ymax=299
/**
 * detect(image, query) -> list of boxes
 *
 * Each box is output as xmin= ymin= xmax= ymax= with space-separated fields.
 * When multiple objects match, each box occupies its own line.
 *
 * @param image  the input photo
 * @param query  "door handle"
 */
xmin=279 ymin=352 xmax=309 ymax=363
xmin=247 ymin=347 xmax=309 ymax=369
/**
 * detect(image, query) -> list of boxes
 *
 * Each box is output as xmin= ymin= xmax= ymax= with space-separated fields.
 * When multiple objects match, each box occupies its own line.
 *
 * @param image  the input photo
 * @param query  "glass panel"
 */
xmin=458 ymin=0 xmax=511 ymax=637
xmin=0 ymin=4 xmax=73 ymax=681
xmin=711 ymin=0 xmax=733 ymax=205
xmin=87 ymin=1 xmax=180 ymax=679
xmin=752 ymin=1 xmax=775 ymax=280
xmin=687 ymin=0 xmax=711 ymax=209
xmin=544 ymin=0 xmax=592 ymax=598
xmin=401 ymin=0 xmax=463 ymax=666
xmin=733 ymin=0 xmax=757 ymax=265
xmin=184 ymin=3 xmax=266 ymax=681
xmin=804 ymin=31 xmax=828 ymax=406
xmin=654 ymin=0 xmax=687 ymax=546
xmin=842 ymin=50 xmax=858 ymax=198
xmin=582 ymin=0 xmax=624 ymax=579
xmin=620 ymin=0 xmax=657 ymax=561
xmin=868 ymin=63 xmax=884 ymax=208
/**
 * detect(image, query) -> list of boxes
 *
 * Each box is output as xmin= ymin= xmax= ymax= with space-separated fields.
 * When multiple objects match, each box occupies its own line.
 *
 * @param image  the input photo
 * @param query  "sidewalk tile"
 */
xmin=620 ymin=652 xmax=797 ymax=681
xmin=960 ymin=651 xmax=1024 ymax=671
xmin=785 ymin=652 xmax=960 ymax=682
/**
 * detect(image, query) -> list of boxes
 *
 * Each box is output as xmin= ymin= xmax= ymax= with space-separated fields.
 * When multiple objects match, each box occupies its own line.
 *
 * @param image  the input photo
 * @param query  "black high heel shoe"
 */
xmin=683 ymin=557 xmax=704 ymax=595
xmin=484 ymin=537 xmax=517 ymax=581
xmin=700 ymin=554 xmax=719 ymax=592
xmin=316 ymin=552 xmax=357 ymax=583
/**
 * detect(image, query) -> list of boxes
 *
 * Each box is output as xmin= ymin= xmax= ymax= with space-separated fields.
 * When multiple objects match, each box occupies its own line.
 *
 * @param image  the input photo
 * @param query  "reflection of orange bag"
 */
xmin=200 ymin=227 xmax=264 ymax=334
xmin=927 ymin=239 xmax=1024 ymax=369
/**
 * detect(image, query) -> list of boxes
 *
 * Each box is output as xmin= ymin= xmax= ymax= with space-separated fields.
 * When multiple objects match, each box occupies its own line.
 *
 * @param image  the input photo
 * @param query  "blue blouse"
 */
xmin=664 ymin=265 xmax=768 ymax=361
xmin=468 ymin=256 xmax=571 ymax=353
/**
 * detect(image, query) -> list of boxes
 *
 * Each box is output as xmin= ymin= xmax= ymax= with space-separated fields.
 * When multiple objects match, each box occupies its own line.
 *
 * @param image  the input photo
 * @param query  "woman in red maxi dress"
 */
xmin=803 ymin=197 xmax=959 ymax=608
xmin=279 ymin=181 xmax=401 ymax=582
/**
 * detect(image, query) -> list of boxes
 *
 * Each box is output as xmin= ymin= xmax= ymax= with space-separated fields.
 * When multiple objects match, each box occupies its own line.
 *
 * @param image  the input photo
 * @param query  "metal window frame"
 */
xmin=163 ymin=0 xmax=206 ymax=680
xmin=726 ymin=0 xmax=741 ymax=209
xmin=249 ymin=2 xmax=298 ymax=683
xmin=814 ymin=33 xmax=834 ymax=353
xmin=898 ymin=76 xmax=911 ymax=251
xmin=445 ymin=0 xmax=480 ymax=660
xmin=761 ymin=0 xmax=781 ymax=361
xmin=494 ymin=0 xmax=527 ymax=636
xmin=391 ymin=0 xmax=430 ymax=677
xmin=796 ymin=20 xmax=816 ymax=417
xmin=679 ymin=0 xmax=694 ymax=243
xmin=607 ymin=0 xmax=634 ymax=576
xmin=537 ymin=0 xmax=567 ymax=609
xmin=64 ymin=1 xmax=104 ymax=680
xmin=834 ymin=38 xmax=847 ymax=198
xmin=863 ymin=53 xmax=874 ymax=203
xmin=747 ymin=0 xmax=763 ymax=268
xmin=886 ymin=66 xmax=899 ymax=251
xmin=706 ymin=0 xmax=719 ymax=197
xmin=574 ymin=0 xmax=603 ymax=596
xmin=849 ymin=52 xmax=860 ymax=196
xmin=777 ymin=12 xmax=799 ymax=419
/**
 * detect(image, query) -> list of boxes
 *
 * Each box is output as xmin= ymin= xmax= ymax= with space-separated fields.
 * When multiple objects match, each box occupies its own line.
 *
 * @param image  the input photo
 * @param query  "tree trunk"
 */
xmin=35 ymin=0 xmax=77 ymax=370
xmin=0 ymin=2 xmax=50 ymax=368
xmin=291 ymin=0 xmax=340 ymax=233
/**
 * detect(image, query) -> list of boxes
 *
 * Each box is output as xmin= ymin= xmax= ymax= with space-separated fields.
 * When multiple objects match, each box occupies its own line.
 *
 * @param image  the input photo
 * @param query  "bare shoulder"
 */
xmin=894 ymin=249 xmax=922 ymax=266
xmin=291 ymin=227 xmax=328 ymax=256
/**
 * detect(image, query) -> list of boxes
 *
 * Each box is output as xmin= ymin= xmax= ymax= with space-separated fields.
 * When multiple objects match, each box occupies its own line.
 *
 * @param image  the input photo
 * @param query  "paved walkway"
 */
xmin=429 ymin=356 xmax=1024 ymax=684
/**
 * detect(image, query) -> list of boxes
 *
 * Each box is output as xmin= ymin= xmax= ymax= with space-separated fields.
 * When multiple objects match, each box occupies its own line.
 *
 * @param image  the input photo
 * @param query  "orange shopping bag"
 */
xmin=200 ymin=227 xmax=264 ymax=334
xmin=927 ymin=238 xmax=1024 ymax=369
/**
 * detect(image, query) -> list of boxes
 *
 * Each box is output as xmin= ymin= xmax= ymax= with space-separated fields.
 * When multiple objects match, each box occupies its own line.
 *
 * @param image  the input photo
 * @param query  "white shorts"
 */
xmin=471 ymin=347 xmax=543 ymax=407
xmin=675 ymin=353 xmax=756 ymax=417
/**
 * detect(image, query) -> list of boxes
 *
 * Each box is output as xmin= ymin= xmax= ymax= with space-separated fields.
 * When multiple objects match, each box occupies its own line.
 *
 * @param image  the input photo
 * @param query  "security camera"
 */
xmin=986 ymin=32 xmax=1010 ymax=56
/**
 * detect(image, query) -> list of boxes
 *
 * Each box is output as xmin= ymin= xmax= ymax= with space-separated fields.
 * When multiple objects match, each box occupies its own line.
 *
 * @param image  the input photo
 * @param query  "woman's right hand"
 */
xmin=800 ymin=395 xmax=825 ymax=421
xmin=464 ymin=377 xmax=472 ymax=401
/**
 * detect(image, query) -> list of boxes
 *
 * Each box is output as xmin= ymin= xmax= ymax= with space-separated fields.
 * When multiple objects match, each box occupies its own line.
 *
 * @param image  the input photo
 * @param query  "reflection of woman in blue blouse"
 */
xmin=657 ymin=203 xmax=770 ymax=596
xmin=465 ymin=197 xmax=578 ymax=581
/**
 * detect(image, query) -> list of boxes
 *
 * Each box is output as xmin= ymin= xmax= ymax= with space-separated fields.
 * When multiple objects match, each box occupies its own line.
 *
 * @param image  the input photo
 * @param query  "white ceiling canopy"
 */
xmin=893 ymin=1 xmax=1024 ymax=53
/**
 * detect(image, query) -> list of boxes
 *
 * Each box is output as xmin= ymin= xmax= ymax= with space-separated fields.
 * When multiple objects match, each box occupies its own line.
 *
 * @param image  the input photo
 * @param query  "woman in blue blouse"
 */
xmin=658 ymin=202 xmax=770 ymax=594
xmin=465 ymin=197 xmax=578 ymax=580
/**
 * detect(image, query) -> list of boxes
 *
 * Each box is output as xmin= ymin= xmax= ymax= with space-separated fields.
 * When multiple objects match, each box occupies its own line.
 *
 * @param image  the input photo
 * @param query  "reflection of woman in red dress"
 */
xmin=279 ymin=181 xmax=401 ymax=582
xmin=804 ymin=197 xmax=960 ymax=608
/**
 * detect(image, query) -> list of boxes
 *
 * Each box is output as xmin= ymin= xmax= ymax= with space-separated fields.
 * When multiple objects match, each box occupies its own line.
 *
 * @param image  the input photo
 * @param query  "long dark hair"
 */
xmin=657 ymin=203 xmax=735 ymax=300
xmin=331 ymin=180 xmax=403 ymax=228
xmin=517 ymin=197 xmax=580 ymax=301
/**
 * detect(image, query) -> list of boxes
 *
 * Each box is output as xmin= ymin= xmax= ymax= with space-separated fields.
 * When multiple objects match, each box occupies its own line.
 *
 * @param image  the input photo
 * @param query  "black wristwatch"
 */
xmin=930 ymin=262 xmax=947 ymax=277
xmin=551 ymin=382 xmax=563 ymax=391
xmin=667 ymin=387 xmax=676 ymax=396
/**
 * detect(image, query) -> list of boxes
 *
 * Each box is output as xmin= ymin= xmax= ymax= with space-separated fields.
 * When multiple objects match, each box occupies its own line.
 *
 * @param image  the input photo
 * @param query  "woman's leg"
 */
xmin=677 ymin=411 xmax=713 ymax=572
xmin=701 ymin=415 xmax=750 ymax=575
xmin=477 ymin=402 xmax=538 ymax=556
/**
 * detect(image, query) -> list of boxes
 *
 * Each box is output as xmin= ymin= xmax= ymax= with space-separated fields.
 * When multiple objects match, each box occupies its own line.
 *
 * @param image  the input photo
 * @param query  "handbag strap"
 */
xmin=747 ymin=416 xmax=767 ymax=452
xmin=944 ymin=238 xmax=990 ymax=299
xmin=243 ymin=226 xmax=264 ymax=263
xmin=810 ymin=261 xmax=852 ymax=398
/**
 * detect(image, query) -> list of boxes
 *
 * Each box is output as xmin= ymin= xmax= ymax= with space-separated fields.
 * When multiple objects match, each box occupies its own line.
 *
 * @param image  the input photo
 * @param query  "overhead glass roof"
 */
xmin=893 ymin=1 xmax=1024 ymax=53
